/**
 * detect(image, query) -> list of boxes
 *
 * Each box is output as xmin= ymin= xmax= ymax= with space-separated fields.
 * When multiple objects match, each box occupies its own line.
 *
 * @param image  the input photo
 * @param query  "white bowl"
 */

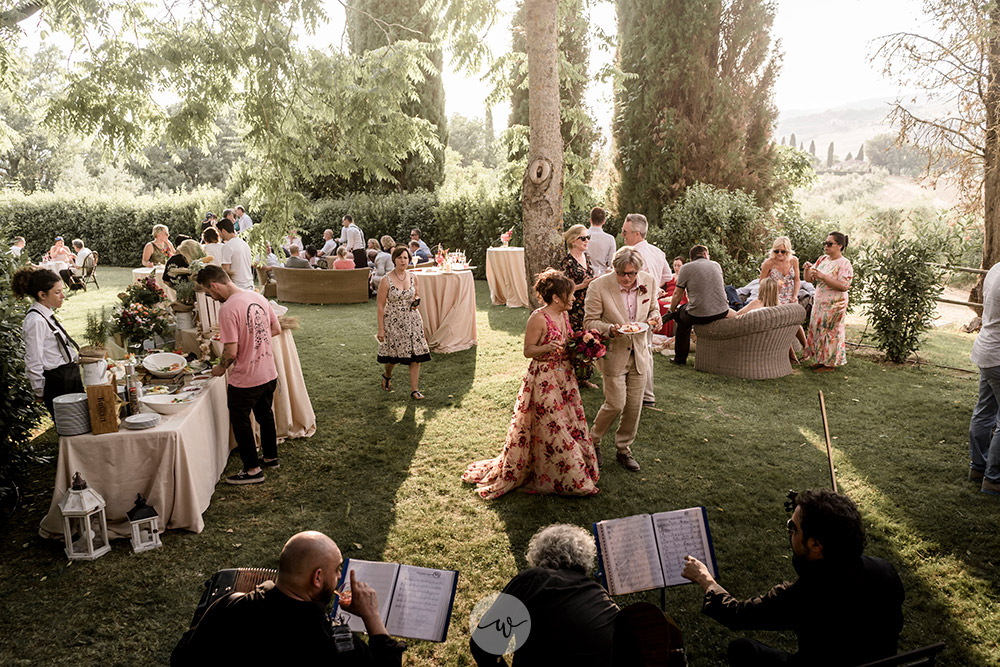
xmin=140 ymin=394 xmax=194 ymax=415
xmin=143 ymin=353 xmax=188 ymax=378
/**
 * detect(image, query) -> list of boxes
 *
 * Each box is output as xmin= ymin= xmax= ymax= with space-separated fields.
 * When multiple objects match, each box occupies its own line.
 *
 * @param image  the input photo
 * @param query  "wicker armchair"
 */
xmin=693 ymin=303 xmax=806 ymax=379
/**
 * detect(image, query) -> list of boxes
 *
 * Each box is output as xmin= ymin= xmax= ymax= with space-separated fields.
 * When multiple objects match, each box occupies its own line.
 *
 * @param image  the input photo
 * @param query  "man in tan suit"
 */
xmin=584 ymin=246 xmax=662 ymax=472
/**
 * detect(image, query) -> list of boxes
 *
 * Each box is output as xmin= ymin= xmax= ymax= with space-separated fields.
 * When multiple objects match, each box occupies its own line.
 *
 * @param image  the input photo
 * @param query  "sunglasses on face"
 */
xmin=787 ymin=518 xmax=798 ymax=534
xmin=579 ymin=235 xmax=591 ymax=241
xmin=773 ymin=249 xmax=788 ymax=254
xmin=824 ymin=241 xmax=837 ymax=247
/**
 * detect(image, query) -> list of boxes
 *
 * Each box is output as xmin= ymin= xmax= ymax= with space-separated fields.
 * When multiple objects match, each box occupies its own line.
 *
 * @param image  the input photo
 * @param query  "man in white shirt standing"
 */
xmin=622 ymin=213 xmax=672 ymax=408
xmin=341 ymin=214 xmax=366 ymax=268
xmin=9 ymin=236 xmax=25 ymax=258
xmin=218 ymin=219 xmax=254 ymax=290
xmin=587 ymin=207 xmax=616 ymax=276
xmin=235 ymin=205 xmax=254 ymax=233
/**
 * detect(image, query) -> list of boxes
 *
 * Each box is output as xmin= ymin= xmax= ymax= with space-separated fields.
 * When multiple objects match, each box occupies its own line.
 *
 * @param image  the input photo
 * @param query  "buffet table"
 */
xmin=485 ymin=247 xmax=529 ymax=308
xmin=38 ymin=377 xmax=230 ymax=540
xmin=413 ymin=269 xmax=477 ymax=353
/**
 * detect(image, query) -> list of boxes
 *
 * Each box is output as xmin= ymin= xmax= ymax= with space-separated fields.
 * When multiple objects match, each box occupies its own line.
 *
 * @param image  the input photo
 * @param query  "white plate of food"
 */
xmin=143 ymin=384 xmax=174 ymax=395
xmin=619 ymin=322 xmax=650 ymax=335
xmin=143 ymin=352 xmax=188 ymax=378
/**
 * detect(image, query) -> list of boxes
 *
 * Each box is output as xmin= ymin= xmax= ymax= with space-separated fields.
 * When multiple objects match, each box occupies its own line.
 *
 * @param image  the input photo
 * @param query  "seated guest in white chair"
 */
xmin=471 ymin=524 xmax=619 ymax=666
xmin=284 ymin=245 xmax=312 ymax=269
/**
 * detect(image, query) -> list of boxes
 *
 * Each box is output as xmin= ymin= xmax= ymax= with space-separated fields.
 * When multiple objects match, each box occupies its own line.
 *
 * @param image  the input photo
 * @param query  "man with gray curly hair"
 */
xmin=471 ymin=524 xmax=619 ymax=666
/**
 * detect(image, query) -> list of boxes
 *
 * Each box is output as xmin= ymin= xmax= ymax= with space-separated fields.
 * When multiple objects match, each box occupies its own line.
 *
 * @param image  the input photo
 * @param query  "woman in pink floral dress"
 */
xmin=803 ymin=232 xmax=854 ymax=372
xmin=463 ymin=269 xmax=599 ymax=499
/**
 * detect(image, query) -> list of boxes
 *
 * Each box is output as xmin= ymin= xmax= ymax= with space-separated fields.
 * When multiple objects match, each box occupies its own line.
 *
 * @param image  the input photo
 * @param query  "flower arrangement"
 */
xmin=118 ymin=277 xmax=165 ymax=308
xmin=500 ymin=227 xmax=514 ymax=247
xmin=435 ymin=246 xmax=448 ymax=267
xmin=113 ymin=302 xmax=174 ymax=347
xmin=565 ymin=329 xmax=607 ymax=381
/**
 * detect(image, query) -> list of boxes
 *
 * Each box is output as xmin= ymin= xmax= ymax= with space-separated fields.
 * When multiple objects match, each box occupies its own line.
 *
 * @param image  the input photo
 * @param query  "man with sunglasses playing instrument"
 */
xmin=681 ymin=490 xmax=905 ymax=667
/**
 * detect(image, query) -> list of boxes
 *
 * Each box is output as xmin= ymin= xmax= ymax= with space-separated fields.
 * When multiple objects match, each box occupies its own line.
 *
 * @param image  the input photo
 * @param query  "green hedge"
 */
xmin=0 ymin=191 xmax=225 ymax=267
xmin=0 ymin=189 xmax=599 ymax=280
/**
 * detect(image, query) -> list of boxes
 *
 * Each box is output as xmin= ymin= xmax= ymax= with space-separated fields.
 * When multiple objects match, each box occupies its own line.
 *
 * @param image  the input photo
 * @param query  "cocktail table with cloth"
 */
xmin=486 ymin=246 xmax=530 ymax=308
xmin=693 ymin=303 xmax=806 ymax=380
xmin=38 ymin=376 xmax=230 ymax=539
xmin=413 ymin=268 xmax=477 ymax=353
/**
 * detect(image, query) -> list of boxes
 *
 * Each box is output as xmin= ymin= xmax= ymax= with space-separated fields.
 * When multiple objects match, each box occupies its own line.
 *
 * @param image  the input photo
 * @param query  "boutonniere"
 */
xmin=641 ymin=298 xmax=649 ymax=305
xmin=638 ymin=284 xmax=648 ymax=295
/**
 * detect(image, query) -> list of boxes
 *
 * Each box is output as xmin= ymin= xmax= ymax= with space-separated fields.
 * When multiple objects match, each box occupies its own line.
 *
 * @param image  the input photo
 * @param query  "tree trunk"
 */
xmin=522 ymin=0 xmax=564 ymax=306
xmin=973 ymin=2 xmax=1000 ymax=315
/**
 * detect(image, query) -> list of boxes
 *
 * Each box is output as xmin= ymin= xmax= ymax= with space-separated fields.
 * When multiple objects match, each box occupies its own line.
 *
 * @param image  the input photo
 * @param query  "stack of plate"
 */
xmin=52 ymin=393 xmax=91 ymax=436
xmin=124 ymin=413 xmax=160 ymax=430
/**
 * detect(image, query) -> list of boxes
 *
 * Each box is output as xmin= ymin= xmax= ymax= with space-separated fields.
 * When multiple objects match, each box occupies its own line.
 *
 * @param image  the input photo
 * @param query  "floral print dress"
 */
xmin=560 ymin=252 xmax=593 ymax=333
xmin=769 ymin=264 xmax=797 ymax=304
xmin=462 ymin=310 xmax=599 ymax=499
xmin=804 ymin=255 xmax=853 ymax=367
xmin=377 ymin=273 xmax=431 ymax=365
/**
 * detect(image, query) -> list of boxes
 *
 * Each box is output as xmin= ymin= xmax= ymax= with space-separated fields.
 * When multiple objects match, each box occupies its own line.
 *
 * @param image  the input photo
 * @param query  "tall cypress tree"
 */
xmin=857 ymin=143 xmax=865 ymax=161
xmin=827 ymin=142 xmax=835 ymax=168
xmin=614 ymin=0 xmax=781 ymax=227
xmin=509 ymin=0 xmax=598 ymax=210
xmin=345 ymin=0 xmax=447 ymax=191
xmin=809 ymin=139 xmax=816 ymax=155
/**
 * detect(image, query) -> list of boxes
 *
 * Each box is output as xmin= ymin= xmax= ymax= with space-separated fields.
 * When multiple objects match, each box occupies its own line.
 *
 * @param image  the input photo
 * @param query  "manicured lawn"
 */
xmin=0 ymin=266 xmax=996 ymax=665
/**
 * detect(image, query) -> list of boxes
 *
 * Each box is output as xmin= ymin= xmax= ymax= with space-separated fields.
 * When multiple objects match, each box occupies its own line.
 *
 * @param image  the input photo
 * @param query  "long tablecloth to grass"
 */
xmin=414 ymin=269 xmax=477 ymax=353
xmin=38 ymin=376 xmax=230 ymax=540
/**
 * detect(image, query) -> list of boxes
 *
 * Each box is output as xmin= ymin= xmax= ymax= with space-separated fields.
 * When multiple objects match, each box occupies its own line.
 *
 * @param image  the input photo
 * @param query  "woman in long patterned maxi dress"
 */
xmin=377 ymin=246 xmax=431 ymax=399
xmin=803 ymin=232 xmax=854 ymax=372
xmin=462 ymin=269 xmax=599 ymax=500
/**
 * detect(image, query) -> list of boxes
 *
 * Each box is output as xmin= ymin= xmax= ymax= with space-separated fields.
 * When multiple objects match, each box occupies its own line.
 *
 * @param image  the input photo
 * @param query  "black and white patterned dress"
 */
xmin=377 ymin=273 xmax=431 ymax=365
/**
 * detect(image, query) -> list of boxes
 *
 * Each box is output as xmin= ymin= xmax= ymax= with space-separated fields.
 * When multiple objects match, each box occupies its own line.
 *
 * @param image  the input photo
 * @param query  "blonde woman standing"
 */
xmin=761 ymin=236 xmax=806 ymax=355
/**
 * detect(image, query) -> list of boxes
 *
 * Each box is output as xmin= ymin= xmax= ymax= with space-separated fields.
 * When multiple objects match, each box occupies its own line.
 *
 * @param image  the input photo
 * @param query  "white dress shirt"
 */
xmin=10 ymin=244 xmax=23 ymax=257
xmin=282 ymin=235 xmax=303 ymax=253
xmin=342 ymin=224 xmax=365 ymax=252
xmin=588 ymin=226 xmax=616 ymax=275
xmin=633 ymin=239 xmax=672 ymax=287
xmin=237 ymin=213 xmax=254 ymax=232
xmin=23 ymin=303 xmax=79 ymax=397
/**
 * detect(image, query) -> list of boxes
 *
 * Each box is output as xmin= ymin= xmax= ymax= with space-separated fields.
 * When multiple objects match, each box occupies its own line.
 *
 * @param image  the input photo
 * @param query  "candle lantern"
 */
xmin=127 ymin=493 xmax=161 ymax=553
xmin=57 ymin=472 xmax=111 ymax=561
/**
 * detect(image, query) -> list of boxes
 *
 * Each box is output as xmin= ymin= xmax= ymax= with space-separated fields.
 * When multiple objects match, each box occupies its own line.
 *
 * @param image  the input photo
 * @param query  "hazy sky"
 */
xmin=432 ymin=0 xmax=931 ymax=130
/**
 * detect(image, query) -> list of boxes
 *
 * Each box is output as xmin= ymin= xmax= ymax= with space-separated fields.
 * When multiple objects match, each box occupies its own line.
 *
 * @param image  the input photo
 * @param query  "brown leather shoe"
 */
xmin=594 ymin=444 xmax=603 ymax=467
xmin=617 ymin=453 xmax=640 ymax=472
xmin=970 ymin=468 xmax=985 ymax=482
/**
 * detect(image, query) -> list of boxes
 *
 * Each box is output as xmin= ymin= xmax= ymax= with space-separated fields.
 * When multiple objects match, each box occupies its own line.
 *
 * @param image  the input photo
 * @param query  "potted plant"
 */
xmin=171 ymin=279 xmax=197 ymax=330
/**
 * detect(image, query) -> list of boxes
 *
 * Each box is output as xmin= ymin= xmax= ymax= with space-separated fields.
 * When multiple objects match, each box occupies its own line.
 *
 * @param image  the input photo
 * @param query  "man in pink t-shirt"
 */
xmin=199 ymin=265 xmax=281 ymax=485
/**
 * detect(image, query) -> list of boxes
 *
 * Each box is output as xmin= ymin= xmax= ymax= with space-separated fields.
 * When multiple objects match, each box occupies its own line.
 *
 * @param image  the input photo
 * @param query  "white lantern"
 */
xmin=57 ymin=472 xmax=111 ymax=561
xmin=126 ymin=493 xmax=162 ymax=553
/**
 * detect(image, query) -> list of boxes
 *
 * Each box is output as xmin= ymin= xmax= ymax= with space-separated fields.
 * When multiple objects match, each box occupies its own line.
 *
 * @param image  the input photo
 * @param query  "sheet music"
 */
xmin=385 ymin=565 xmax=457 ymax=642
xmin=597 ymin=515 xmax=664 ymax=595
xmin=652 ymin=508 xmax=714 ymax=587
xmin=338 ymin=559 xmax=399 ymax=633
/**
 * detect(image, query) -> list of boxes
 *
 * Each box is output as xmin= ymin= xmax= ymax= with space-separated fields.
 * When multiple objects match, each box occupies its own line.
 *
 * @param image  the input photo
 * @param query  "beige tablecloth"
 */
xmin=40 ymin=260 xmax=69 ymax=275
xmin=132 ymin=266 xmax=176 ymax=302
xmin=414 ymin=269 xmax=478 ymax=353
xmin=485 ymin=247 xmax=530 ymax=308
xmin=39 ymin=377 xmax=230 ymax=540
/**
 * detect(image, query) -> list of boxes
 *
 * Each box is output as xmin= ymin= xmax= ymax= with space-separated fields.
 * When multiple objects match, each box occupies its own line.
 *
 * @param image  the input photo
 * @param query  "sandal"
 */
xmin=380 ymin=374 xmax=392 ymax=391
xmin=410 ymin=390 xmax=425 ymax=400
